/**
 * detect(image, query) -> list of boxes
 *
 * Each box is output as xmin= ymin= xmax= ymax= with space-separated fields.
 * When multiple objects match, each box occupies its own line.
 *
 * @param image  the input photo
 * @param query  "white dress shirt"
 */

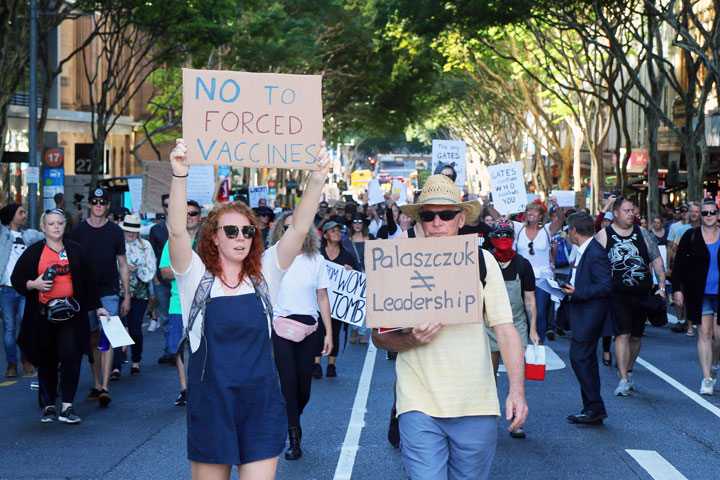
xmin=570 ymin=237 xmax=593 ymax=286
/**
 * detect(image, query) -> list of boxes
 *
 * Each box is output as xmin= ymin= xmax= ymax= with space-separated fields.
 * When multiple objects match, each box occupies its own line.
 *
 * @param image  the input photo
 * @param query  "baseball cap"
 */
xmin=89 ymin=187 xmax=109 ymax=200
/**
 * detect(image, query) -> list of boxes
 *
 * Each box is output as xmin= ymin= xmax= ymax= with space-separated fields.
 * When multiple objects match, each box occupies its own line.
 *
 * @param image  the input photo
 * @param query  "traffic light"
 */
xmin=369 ymin=157 xmax=376 ymax=166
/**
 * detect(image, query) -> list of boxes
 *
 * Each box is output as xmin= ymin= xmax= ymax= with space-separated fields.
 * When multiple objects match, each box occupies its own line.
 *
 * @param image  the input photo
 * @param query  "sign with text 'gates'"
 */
xmin=364 ymin=236 xmax=482 ymax=328
xmin=487 ymin=161 xmax=528 ymax=216
xmin=182 ymin=69 xmax=323 ymax=170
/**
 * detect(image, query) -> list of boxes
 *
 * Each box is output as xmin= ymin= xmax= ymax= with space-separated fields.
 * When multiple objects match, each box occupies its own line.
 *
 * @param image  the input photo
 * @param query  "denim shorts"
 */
xmin=702 ymin=294 xmax=718 ymax=316
xmin=87 ymin=295 xmax=120 ymax=331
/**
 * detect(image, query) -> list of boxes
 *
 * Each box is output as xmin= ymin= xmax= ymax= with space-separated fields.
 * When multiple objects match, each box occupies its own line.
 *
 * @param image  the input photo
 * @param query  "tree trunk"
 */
xmin=589 ymin=144 xmax=604 ymax=214
xmin=646 ymin=106 xmax=660 ymax=220
xmin=683 ymin=138 xmax=701 ymax=202
xmin=90 ymin=131 xmax=108 ymax=190
xmin=571 ymin=124 xmax=584 ymax=191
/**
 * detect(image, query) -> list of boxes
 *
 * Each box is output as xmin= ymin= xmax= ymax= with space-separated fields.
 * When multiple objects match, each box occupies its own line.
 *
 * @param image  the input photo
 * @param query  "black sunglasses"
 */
xmin=352 ymin=219 xmax=364 ymax=224
xmin=219 ymin=225 xmax=256 ymax=239
xmin=528 ymin=241 xmax=535 ymax=255
xmin=418 ymin=209 xmax=461 ymax=222
xmin=489 ymin=231 xmax=514 ymax=239
xmin=90 ymin=199 xmax=108 ymax=206
xmin=187 ymin=211 xmax=200 ymax=217
xmin=701 ymin=210 xmax=718 ymax=216
xmin=282 ymin=225 xmax=290 ymax=231
xmin=162 ymin=203 xmax=169 ymax=209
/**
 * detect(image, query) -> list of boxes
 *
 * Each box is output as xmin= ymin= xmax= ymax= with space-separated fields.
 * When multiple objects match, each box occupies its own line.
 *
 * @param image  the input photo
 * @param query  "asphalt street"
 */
xmin=1 ymin=316 xmax=719 ymax=480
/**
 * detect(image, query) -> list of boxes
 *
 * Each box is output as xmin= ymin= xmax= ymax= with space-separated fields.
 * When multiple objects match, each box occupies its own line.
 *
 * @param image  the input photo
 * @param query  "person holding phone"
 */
xmin=12 ymin=209 xmax=108 ymax=424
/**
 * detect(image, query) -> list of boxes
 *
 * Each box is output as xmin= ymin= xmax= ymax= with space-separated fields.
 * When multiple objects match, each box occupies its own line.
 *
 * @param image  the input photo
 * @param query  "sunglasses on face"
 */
xmin=489 ymin=231 xmax=514 ymax=239
xmin=282 ymin=225 xmax=290 ymax=232
xmin=90 ymin=199 xmax=108 ymax=206
xmin=528 ymin=241 xmax=535 ymax=255
xmin=418 ymin=209 xmax=461 ymax=222
xmin=219 ymin=225 xmax=256 ymax=239
xmin=162 ymin=204 xmax=169 ymax=209
xmin=352 ymin=220 xmax=364 ymax=224
xmin=187 ymin=211 xmax=200 ymax=217
xmin=701 ymin=210 xmax=718 ymax=216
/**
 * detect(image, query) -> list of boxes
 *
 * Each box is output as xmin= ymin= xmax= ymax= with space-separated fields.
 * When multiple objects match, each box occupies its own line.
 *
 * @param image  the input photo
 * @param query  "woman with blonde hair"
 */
xmin=166 ymin=139 xmax=330 ymax=479
xmin=268 ymin=211 xmax=333 ymax=460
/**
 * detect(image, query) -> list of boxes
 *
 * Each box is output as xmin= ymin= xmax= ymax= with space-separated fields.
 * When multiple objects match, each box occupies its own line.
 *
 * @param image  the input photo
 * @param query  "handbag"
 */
xmin=272 ymin=316 xmax=318 ymax=342
xmin=44 ymin=297 xmax=80 ymax=323
xmin=525 ymin=344 xmax=546 ymax=381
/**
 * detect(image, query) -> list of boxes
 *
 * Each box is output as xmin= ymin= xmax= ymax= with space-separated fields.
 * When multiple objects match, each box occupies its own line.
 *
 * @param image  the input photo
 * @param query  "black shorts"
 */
xmin=611 ymin=292 xmax=650 ymax=338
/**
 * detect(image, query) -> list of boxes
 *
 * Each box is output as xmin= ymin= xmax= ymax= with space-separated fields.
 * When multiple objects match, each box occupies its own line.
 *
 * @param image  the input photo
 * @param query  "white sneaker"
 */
xmin=615 ymin=379 xmax=631 ymax=396
xmin=148 ymin=320 xmax=159 ymax=332
xmin=700 ymin=377 xmax=715 ymax=396
xmin=627 ymin=372 xmax=635 ymax=391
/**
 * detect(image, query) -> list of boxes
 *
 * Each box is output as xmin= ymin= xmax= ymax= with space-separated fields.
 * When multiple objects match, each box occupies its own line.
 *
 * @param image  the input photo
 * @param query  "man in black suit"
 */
xmin=560 ymin=212 xmax=613 ymax=425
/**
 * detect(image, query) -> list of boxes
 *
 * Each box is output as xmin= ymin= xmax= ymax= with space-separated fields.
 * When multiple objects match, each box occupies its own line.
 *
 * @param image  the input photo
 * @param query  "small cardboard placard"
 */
xmin=487 ymin=161 xmax=527 ymax=216
xmin=364 ymin=236 xmax=482 ymax=328
xmin=141 ymin=161 xmax=172 ymax=214
xmin=550 ymin=190 xmax=576 ymax=208
xmin=249 ymin=186 xmax=270 ymax=208
xmin=325 ymin=262 xmax=366 ymax=326
xmin=182 ymin=68 xmax=322 ymax=170
xmin=432 ymin=140 xmax=467 ymax=188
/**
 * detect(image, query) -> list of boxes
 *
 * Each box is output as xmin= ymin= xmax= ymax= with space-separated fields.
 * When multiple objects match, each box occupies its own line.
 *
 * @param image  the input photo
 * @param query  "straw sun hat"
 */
xmin=400 ymin=174 xmax=481 ymax=223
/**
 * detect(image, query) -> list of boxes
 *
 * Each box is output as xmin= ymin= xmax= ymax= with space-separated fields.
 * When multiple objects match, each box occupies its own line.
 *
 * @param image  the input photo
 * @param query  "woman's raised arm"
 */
xmin=277 ymin=142 xmax=330 ymax=270
xmin=167 ymin=139 xmax=193 ymax=275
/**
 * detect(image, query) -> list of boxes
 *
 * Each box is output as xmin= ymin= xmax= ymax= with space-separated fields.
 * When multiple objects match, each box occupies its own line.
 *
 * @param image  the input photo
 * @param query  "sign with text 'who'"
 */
xmin=487 ymin=161 xmax=528 ymax=216
xmin=182 ymin=69 xmax=323 ymax=170
xmin=364 ymin=236 xmax=482 ymax=328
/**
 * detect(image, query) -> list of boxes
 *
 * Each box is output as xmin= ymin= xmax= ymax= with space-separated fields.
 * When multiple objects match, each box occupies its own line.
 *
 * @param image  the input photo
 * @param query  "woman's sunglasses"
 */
xmin=218 ymin=225 xmax=256 ymax=239
xmin=418 ymin=210 xmax=461 ymax=222
xmin=701 ymin=210 xmax=718 ymax=216
xmin=528 ymin=241 xmax=535 ymax=255
xmin=187 ymin=211 xmax=200 ymax=217
xmin=90 ymin=199 xmax=108 ymax=206
xmin=352 ymin=219 xmax=364 ymax=224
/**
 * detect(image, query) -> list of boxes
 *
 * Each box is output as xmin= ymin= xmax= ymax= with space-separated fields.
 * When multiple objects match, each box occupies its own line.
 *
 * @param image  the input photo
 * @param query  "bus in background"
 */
xmin=350 ymin=169 xmax=373 ymax=190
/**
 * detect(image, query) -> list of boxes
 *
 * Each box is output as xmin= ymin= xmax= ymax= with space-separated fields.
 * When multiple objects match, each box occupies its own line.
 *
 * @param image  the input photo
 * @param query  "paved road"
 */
xmin=1 ymin=317 xmax=719 ymax=479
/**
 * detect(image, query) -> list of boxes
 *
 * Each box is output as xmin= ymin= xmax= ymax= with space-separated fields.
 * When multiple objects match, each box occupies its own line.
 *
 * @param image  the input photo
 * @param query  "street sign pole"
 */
xmin=28 ymin=0 xmax=39 ymax=228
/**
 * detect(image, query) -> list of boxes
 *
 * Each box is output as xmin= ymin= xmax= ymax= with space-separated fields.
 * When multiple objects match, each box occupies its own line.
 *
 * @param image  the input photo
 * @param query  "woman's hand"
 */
xmin=30 ymin=274 xmax=53 ymax=292
xmin=322 ymin=335 xmax=333 ymax=357
xmin=308 ymin=141 xmax=330 ymax=185
xmin=128 ymin=264 xmax=139 ymax=273
xmin=529 ymin=329 xmax=540 ymax=346
xmin=96 ymin=307 xmax=110 ymax=319
xmin=170 ymin=139 xmax=189 ymax=177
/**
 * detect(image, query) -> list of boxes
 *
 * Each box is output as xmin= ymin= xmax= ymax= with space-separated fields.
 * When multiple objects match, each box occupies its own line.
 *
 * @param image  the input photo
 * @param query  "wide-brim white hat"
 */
xmin=121 ymin=214 xmax=142 ymax=232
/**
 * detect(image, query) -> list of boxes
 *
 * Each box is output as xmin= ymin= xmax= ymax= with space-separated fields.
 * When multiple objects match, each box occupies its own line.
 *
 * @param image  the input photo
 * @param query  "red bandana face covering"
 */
xmin=491 ymin=238 xmax=516 ymax=262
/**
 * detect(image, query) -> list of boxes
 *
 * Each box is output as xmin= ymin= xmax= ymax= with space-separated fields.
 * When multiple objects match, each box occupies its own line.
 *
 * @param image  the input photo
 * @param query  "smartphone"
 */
xmin=558 ymin=279 xmax=568 ymax=289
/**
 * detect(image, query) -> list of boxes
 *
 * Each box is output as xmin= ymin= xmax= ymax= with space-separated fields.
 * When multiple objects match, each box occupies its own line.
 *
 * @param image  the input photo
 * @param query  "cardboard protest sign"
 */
xmin=325 ymin=262 xmax=366 ymax=326
xmin=127 ymin=177 xmax=143 ymax=213
xmin=487 ymin=162 xmax=528 ymax=216
xmin=249 ymin=186 xmax=270 ymax=208
xmin=550 ymin=190 xmax=577 ymax=208
xmin=365 ymin=236 xmax=482 ymax=328
xmin=182 ymin=68 xmax=322 ymax=170
xmin=141 ymin=161 xmax=172 ymax=214
xmin=187 ymin=164 xmax=215 ymax=206
xmin=367 ymin=179 xmax=384 ymax=205
xmin=391 ymin=180 xmax=408 ymax=206
xmin=432 ymin=140 xmax=467 ymax=188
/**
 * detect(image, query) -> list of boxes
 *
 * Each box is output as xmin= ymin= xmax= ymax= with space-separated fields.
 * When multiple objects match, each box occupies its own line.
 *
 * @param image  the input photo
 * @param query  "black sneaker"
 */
xmin=98 ymin=389 xmax=112 ymax=406
xmin=41 ymin=406 xmax=57 ymax=423
xmin=158 ymin=354 xmax=176 ymax=364
xmin=58 ymin=406 xmax=81 ymax=424
xmin=311 ymin=363 xmax=322 ymax=379
xmin=546 ymin=330 xmax=556 ymax=341
xmin=326 ymin=364 xmax=337 ymax=377
xmin=175 ymin=389 xmax=187 ymax=406
xmin=85 ymin=388 xmax=101 ymax=402
xmin=121 ymin=351 xmax=128 ymax=364
xmin=110 ymin=369 xmax=121 ymax=381
xmin=387 ymin=407 xmax=400 ymax=448
xmin=671 ymin=322 xmax=687 ymax=333
xmin=556 ymin=328 xmax=566 ymax=337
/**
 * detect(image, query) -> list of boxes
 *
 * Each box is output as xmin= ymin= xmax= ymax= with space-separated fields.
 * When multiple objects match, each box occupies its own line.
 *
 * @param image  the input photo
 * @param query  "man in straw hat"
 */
xmin=372 ymin=175 xmax=528 ymax=480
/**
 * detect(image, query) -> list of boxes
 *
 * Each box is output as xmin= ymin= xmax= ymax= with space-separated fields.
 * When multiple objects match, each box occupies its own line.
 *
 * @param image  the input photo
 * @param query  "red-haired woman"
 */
xmin=167 ymin=139 xmax=330 ymax=480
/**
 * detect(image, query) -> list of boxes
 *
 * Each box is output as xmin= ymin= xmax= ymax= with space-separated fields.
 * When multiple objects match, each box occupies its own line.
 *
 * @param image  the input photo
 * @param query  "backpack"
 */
xmin=553 ymin=236 xmax=571 ymax=268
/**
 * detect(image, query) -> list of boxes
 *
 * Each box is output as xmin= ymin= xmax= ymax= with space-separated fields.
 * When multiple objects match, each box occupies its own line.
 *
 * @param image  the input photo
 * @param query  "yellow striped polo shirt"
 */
xmin=395 ymin=249 xmax=513 ymax=418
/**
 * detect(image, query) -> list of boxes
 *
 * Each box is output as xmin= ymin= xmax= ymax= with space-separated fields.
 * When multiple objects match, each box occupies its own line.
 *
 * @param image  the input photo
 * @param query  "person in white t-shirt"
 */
xmin=0 ymin=203 xmax=44 ymax=377
xmin=166 ymin=139 xmax=330 ymax=480
xmin=267 ymin=211 xmax=333 ymax=461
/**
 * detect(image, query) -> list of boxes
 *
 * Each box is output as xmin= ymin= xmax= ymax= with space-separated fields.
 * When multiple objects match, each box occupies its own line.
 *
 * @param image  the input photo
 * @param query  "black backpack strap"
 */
xmin=478 ymin=247 xmax=487 ymax=288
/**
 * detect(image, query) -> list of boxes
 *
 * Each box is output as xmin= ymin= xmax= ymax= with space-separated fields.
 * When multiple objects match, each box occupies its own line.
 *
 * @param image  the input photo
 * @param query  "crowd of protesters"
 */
xmin=2 ymin=151 xmax=720 ymax=479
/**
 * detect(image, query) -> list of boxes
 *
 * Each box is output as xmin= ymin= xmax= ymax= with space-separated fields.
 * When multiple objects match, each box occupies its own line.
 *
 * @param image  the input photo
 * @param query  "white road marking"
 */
xmin=333 ymin=343 xmax=378 ymax=480
xmin=636 ymin=357 xmax=720 ymax=420
xmin=625 ymin=449 xmax=688 ymax=480
xmin=499 ymin=345 xmax=566 ymax=373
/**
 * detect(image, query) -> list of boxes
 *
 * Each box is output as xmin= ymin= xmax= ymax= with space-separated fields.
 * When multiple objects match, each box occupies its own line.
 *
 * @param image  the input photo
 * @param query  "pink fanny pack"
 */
xmin=272 ymin=316 xmax=318 ymax=342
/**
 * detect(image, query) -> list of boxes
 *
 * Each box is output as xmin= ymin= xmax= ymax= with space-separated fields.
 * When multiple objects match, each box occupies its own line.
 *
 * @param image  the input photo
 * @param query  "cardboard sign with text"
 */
xmin=182 ymin=68 xmax=322 ymax=170
xmin=365 ymin=236 xmax=483 ymax=328
xmin=487 ymin=161 xmax=527 ymax=216
xmin=141 ymin=161 xmax=172 ymax=214
xmin=431 ymin=140 xmax=467 ymax=188
xmin=325 ymin=262 xmax=366 ymax=326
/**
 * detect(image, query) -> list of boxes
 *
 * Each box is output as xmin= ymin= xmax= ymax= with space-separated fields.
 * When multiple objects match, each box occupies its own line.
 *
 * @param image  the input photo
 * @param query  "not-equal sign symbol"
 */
xmin=410 ymin=270 xmax=435 ymax=291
